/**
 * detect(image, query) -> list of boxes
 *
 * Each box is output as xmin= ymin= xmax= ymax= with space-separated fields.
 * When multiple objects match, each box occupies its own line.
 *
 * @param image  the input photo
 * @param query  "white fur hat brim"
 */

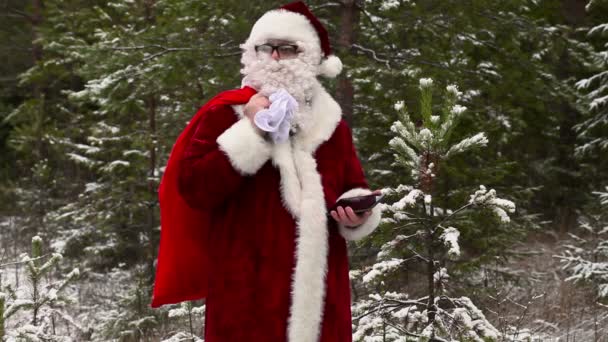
xmin=247 ymin=9 xmax=320 ymax=48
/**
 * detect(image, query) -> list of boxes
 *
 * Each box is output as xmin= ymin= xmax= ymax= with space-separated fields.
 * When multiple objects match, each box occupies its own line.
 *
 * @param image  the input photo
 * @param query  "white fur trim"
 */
xmin=336 ymin=188 xmax=382 ymax=241
xmin=319 ymin=55 xmax=343 ymax=78
xmin=271 ymin=141 xmax=301 ymax=219
xmin=265 ymin=82 xmax=343 ymax=341
xmin=216 ymin=118 xmax=272 ymax=175
xmin=231 ymin=104 xmax=245 ymax=119
xmin=294 ymin=80 xmax=342 ymax=153
xmin=270 ymin=81 xmax=342 ymax=216
xmin=247 ymin=10 xmax=321 ymax=50
xmin=287 ymin=148 xmax=328 ymax=342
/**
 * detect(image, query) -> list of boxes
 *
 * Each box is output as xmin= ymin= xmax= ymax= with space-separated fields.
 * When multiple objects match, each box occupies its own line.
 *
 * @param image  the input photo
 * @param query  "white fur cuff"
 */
xmin=337 ymin=188 xmax=382 ymax=241
xmin=217 ymin=118 xmax=272 ymax=175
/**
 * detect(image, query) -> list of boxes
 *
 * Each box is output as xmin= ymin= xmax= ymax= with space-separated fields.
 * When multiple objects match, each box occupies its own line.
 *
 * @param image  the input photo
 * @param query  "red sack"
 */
xmin=151 ymin=86 xmax=256 ymax=307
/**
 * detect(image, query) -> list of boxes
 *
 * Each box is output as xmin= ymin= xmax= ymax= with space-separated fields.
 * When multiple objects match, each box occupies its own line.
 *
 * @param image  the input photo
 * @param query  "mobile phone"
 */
xmin=330 ymin=193 xmax=384 ymax=214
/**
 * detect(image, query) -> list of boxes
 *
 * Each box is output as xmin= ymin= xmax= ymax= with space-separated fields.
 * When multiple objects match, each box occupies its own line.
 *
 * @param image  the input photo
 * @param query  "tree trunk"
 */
xmin=142 ymin=0 xmax=159 ymax=284
xmin=426 ymin=231 xmax=436 ymax=324
xmin=147 ymin=95 xmax=157 ymax=195
xmin=147 ymin=94 xmax=158 ymax=281
xmin=30 ymin=0 xmax=47 ymax=236
xmin=0 ymin=293 xmax=5 ymax=340
xmin=555 ymin=0 xmax=586 ymax=234
xmin=335 ymin=0 xmax=360 ymax=127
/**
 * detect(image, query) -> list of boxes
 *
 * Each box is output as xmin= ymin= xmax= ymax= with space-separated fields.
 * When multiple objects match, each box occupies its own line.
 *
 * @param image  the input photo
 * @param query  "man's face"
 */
xmin=240 ymin=36 xmax=320 ymax=107
xmin=240 ymin=36 xmax=321 ymax=131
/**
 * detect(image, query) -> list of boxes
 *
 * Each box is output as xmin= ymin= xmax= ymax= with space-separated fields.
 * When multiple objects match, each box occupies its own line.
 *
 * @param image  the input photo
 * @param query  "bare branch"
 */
xmin=405 ymin=245 xmax=430 ymax=263
xmin=0 ymin=76 xmax=19 ymax=83
xmin=211 ymin=51 xmax=242 ymax=58
xmin=351 ymin=43 xmax=391 ymax=69
xmin=100 ymin=44 xmax=240 ymax=62
xmin=354 ymin=297 xmax=426 ymax=321
xmin=5 ymin=7 xmax=32 ymax=21
xmin=310 ymin=2 xmax=341 ymax=11
xmin=0 ymin=254 xmax=51 ymax=268
xmin=434 ymin=202 xmax=474 ymax=229
xmin=105 ymin=44 xmax=197 ymax=52
xmin=358 ymin=7 xmax=400 ymax=56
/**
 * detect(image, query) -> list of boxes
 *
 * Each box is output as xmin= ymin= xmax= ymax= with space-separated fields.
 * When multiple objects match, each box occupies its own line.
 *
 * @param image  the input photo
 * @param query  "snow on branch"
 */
xmin=469 ymin=185 xmax=516 ymax=223
xmin=445 ymin=132 xmax=489 ymax=157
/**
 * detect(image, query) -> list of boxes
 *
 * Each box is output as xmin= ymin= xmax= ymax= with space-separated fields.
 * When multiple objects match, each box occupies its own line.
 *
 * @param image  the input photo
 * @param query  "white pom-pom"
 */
xmin=319 ymin=55 xmax=343 ymax=78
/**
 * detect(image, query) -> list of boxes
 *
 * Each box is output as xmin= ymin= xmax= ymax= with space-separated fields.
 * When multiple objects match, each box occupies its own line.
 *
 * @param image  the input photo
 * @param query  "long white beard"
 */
xmin=241 ymin=56 xmax=318 ymax=134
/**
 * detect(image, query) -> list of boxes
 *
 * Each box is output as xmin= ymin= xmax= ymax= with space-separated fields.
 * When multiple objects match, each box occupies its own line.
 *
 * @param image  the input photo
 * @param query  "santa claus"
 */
xmin=151 ymin=2 xmax=382 ymax=341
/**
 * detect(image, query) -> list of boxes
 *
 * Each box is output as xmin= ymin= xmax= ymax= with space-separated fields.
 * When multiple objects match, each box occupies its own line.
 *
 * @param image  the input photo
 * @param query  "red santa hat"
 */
xmin=244 ymin=1 xmax=343 ymax=78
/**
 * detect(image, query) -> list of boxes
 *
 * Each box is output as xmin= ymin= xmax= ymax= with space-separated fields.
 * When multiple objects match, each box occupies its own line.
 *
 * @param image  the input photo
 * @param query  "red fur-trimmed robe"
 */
xmin=152 ymin=82 xmax=381 ymax=342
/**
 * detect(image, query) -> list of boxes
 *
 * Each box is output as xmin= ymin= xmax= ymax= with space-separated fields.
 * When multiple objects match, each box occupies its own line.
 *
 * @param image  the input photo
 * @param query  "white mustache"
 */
xmin=268 ymin=63 xmax=284 ymax=72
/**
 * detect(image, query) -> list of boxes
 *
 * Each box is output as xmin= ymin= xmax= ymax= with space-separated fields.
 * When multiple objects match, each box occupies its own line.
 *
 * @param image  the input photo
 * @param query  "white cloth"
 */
xmin=253 ymin=89 xmax=298 ymax=143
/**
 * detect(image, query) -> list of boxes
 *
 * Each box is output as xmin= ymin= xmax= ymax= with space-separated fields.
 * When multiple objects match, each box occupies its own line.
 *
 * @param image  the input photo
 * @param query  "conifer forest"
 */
xmin=1 ymin=0 xmax=607 ymax=341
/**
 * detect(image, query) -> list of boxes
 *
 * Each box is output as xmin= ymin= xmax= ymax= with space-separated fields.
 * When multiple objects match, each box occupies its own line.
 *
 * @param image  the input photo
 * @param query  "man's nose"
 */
xmin=271 ymin=50 xmax=280 ymax=60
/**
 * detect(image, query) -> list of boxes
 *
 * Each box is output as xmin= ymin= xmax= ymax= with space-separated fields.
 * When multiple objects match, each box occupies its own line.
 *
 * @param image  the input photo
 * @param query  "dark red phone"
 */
xmin=330 ymin=193 xmax=384 ymax=214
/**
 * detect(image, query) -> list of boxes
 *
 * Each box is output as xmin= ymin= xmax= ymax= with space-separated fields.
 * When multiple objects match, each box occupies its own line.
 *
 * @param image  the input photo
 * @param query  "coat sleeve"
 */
xmin=336 ymin=121 xmax=382 ymax=241
xmin=178 ymin=104 xmax=272 ymax=211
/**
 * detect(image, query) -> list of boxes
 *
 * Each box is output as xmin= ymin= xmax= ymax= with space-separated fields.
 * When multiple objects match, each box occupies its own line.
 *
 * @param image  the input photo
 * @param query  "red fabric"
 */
xmin=152 ymin=87 xmax=371 ymax=341
xmin=281 ymin=1 xmax=332 ymax=56
xmin=151 ymin=86 xmax=256 ymax=308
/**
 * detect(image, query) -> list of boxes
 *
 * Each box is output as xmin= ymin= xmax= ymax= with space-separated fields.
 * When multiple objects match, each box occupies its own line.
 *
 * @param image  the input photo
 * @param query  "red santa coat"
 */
xmin=152 ymin=83 xmax=381 ymax=342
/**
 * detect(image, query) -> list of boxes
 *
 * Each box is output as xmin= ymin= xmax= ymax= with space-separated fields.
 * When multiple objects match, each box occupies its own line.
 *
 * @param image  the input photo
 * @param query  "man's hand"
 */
xmin=330 ymin=190 xmax=382 ymax=228
xmin=243 ymin=93 xmax=270 ymax=135
xmin=244 ymin=93 xmax=270 ymax=121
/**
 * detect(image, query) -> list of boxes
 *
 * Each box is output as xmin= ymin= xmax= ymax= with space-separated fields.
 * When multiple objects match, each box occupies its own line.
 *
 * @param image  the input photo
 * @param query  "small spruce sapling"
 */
xmin=351 ymin=78 xmax=515 ymax=341
xmin=1 ymin=235 xmax=79 ymax=341
xmin=555 ymin=186 xmax=608 ymax=340
xmin=162 ymin=301 xmax=205 ymax=342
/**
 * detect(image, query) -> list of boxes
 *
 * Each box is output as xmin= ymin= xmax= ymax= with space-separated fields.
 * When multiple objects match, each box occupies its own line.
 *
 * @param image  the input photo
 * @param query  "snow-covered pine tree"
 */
xmin=1 ymin=235 xmax=79 ymax=341
xmin=557 ymin=186 xmax=608 ymax=298
xmin=555 ymin=186 xmax=608 ymax=340
xmin=33 ymin=1 xmax=281 ymax=339
xmin=0 ymin=291 xmax=5 ymax=339
xmin=348 ymin=0 xmax=592 ymax=239
xmin=574 ymin=0 xmax=608 ymax=155
xmin=351 ymin=78 xmax=515 ymax=341
xmin=161 ymin=301 xmax=205 ymax=342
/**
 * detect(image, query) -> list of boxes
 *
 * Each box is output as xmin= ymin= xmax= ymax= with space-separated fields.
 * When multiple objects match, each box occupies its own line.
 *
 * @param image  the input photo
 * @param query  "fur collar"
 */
xmin=293 ymin=81 xmax=342 ymax=152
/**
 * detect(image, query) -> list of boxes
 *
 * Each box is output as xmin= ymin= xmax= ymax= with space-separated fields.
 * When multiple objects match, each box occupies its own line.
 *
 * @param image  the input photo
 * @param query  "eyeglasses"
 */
xmin=254 ymin=44 xmax=299 ymax=59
